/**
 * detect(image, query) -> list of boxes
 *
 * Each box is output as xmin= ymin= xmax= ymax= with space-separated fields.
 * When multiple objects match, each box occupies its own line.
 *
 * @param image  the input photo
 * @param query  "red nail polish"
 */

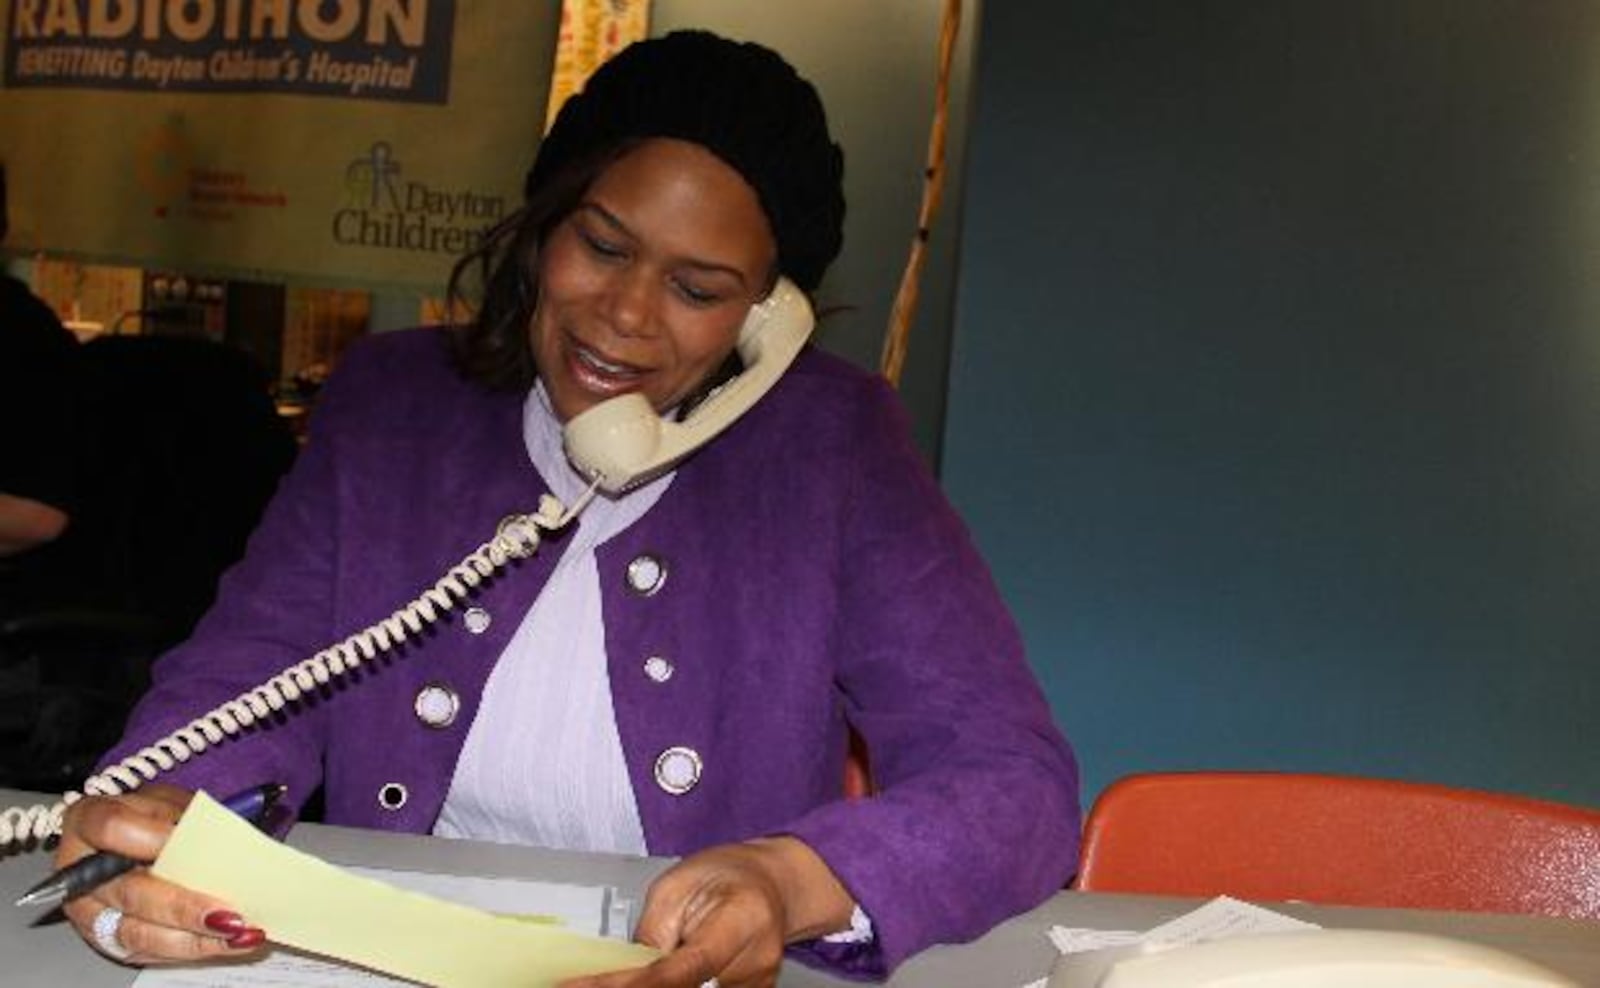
xmin=226 ymin=927 xmax=267 ymax=950
xmin=203 ymin=911 xmax=248 ymax=935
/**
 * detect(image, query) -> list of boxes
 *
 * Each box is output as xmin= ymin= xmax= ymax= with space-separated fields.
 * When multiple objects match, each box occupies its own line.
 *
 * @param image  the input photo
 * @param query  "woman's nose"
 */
xmin=602 ymin=267 xmax=658 ymax=338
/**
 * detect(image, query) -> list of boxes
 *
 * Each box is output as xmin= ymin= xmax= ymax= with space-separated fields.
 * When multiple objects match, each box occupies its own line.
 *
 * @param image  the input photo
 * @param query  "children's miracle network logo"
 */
xmin=133 ymin=120 xmax=287 ymax=220
xmin=333 ymin=141 xmax=506 ymax=256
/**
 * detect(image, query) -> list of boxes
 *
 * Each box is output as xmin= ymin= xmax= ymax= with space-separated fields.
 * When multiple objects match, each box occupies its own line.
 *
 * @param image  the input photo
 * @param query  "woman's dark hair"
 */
xmin=445 ymin=143 xmax=637 ymax=391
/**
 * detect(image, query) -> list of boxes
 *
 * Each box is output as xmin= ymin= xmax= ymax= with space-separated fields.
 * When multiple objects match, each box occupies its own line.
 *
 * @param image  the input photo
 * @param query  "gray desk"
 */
xmin=3 ymin=788 xmax=1597 ymax=986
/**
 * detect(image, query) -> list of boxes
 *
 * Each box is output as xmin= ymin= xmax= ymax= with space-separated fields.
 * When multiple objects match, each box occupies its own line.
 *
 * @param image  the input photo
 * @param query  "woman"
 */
xmin=55 ymin=31 xmax=1080 ymax=987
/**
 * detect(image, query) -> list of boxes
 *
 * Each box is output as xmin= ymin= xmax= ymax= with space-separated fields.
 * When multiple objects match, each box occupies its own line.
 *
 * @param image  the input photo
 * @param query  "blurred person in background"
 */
xmin=0 ymin=162 xmax=80 ymax=574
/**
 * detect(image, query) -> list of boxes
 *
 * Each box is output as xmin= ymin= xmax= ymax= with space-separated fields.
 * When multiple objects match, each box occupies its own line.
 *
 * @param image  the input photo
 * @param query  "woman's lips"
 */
xmin=567 ymin=338 xmax=646 ymax=398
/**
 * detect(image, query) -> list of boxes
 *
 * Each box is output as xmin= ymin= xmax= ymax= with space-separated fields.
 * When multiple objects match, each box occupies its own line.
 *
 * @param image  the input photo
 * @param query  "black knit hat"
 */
xmin=527 ymin=30 xmax=846 ymax=293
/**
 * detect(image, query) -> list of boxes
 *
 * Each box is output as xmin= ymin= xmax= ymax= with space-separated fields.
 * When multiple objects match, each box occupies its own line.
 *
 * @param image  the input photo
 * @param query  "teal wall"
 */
xmin=944 ymin=2 xmax=1600 ymax=807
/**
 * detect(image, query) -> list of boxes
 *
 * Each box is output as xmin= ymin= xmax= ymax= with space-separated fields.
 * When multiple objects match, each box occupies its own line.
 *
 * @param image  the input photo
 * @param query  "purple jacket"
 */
xmin=103 ymin=329 xmax=1080 ymax=977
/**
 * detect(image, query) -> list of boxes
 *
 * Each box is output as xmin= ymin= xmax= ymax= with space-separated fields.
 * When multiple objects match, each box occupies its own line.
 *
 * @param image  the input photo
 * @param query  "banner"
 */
xmin=544 ymin=0 xmax=648 ymax=130
xmin=1 ymin=0 xmax=561 ymax=292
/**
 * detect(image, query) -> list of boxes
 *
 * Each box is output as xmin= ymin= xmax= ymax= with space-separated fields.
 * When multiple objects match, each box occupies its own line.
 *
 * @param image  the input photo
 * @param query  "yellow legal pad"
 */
xmin=152 ymin=791 xmax=659 ymax=987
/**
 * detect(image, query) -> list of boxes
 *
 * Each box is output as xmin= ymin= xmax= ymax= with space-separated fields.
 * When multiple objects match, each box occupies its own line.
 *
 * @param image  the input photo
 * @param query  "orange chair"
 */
xmin=1075 ymin=771 xmax=1600 ymax=919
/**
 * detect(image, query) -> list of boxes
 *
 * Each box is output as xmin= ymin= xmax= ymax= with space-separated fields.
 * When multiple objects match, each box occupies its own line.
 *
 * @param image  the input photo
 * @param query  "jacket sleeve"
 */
xmin=780 ymin=377 xmax=1081 ymax=978
xmin=92 ymin=354 xmax=371 ymax=816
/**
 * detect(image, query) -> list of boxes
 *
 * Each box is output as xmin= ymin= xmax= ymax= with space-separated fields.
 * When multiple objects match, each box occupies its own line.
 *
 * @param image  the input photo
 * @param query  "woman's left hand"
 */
xmin=560 ymin=836 xmax=854 ymax=988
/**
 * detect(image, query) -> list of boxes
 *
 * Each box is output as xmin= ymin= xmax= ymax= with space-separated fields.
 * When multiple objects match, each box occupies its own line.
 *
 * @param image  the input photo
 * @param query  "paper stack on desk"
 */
xmin=1017 ymin=897 xmax=1319 ymax=988
xmin=138 ymin=792 xmax=657 ymax=988
xmin=1050 ymin=895 xmax=1320 ymax=955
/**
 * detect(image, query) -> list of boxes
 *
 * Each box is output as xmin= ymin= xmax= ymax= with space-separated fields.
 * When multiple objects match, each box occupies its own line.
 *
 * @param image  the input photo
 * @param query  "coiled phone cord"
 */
xmin=0 ymin=486 xmax=597 ymax=848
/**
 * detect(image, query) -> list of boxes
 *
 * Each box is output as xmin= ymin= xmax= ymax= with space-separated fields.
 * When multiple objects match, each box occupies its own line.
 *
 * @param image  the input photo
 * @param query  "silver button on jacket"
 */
xmin=626 ymin=553 xmax=668 ymax=595
xmin=414 ymin=684 xmax=460 ymax=728
xmin=654 ymin=746 xmax=702 ymax=795
xmin=462 ymin=606 xmax=492 ymax=634
xmin=643 ymin=655 xmax=675 ymax=683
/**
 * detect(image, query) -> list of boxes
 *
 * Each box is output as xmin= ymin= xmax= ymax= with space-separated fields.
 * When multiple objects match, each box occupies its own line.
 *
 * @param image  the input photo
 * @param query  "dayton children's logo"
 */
xmin=345 ymin=141 xmax=404 ymax=210
xmin=332 ymin=142 xmax=505 ymax=256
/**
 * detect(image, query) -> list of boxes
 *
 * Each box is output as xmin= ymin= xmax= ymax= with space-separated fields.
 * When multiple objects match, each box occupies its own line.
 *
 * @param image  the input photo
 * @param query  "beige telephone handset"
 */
xmin=1048 ymin=929 xmax=1579 ymax=988
xmin=0 ymin=279 xmax=814 ymax=848
xmin=564 ymin=276 xmax=813 ymax=493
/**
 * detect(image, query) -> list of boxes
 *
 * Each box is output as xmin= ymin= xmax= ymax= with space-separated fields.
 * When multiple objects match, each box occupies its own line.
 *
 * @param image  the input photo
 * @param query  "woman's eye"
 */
xmin=580 ymin=229 xmax=626 ymax=259
xmin=671 ymin=278 xmax=720 ymax=306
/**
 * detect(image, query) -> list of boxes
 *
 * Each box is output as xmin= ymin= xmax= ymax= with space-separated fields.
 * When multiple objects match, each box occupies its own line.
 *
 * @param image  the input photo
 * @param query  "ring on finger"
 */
xmin=91 ymin=906 xmax=135 ymax=962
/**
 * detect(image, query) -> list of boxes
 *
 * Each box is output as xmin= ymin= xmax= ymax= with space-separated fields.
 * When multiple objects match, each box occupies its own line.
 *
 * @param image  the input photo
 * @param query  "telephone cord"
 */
xmin=0 ymin=486 xmax=596 ymax=848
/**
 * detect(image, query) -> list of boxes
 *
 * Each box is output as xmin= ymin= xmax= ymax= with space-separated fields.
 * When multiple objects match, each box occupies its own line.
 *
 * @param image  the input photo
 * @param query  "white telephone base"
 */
xmin=1047 ymin=929 xmax=1580 ymax=988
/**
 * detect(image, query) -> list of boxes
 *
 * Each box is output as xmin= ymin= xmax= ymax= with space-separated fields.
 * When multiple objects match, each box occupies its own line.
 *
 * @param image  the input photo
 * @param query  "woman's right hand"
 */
xmin=56 ymin=784 xmax=269 ymax=965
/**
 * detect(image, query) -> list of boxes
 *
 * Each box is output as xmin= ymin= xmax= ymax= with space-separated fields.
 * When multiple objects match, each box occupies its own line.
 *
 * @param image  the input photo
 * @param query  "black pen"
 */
xmin=14 ymin=782 xmax=287 ymax=909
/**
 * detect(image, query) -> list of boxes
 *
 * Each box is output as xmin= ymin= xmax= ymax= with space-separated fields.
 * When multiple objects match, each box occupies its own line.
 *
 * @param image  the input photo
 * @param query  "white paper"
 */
xmin=134 ymin=866 xmax=624 ymax=988
xmin=1048 ymin=925 xmax=1145 ymax=955
xmin=1027 ymin=895 xmax=1324 ymax=986
xmin=1140 ymin=895 xmax=1319 ymax=945
xmin=1046 ymin=895 xmax=1318 ymax=961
